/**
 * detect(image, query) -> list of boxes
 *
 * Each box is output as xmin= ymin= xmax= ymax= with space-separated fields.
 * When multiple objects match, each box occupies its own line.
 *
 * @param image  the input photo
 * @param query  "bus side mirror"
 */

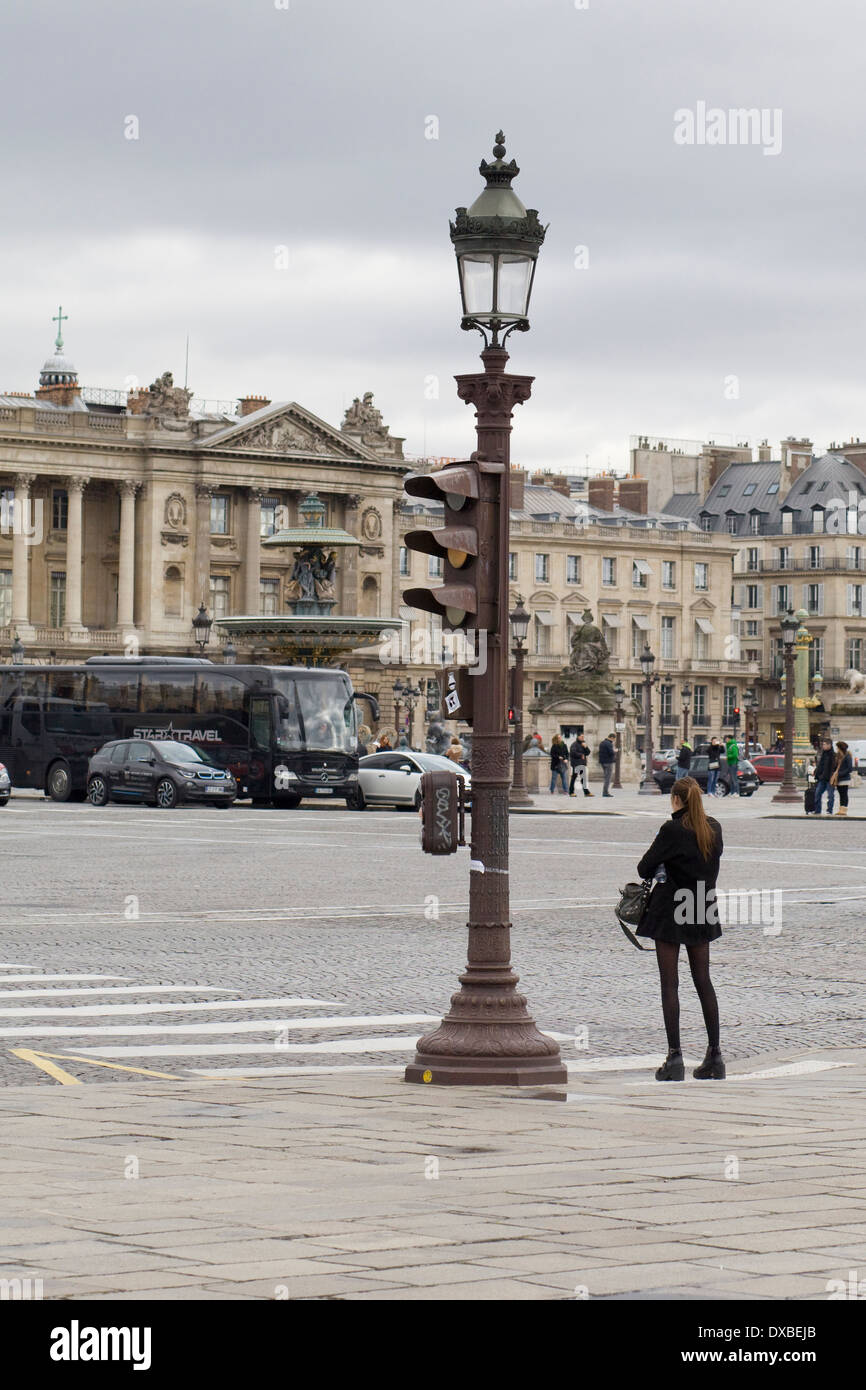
xmin=353 ymin=692 xmax=380 ymax=722
xmin=419 ymin=769 xmax=466 ymax=855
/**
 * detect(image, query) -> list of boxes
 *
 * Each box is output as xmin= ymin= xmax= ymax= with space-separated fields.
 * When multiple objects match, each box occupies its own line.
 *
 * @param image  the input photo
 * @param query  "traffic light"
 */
xmin=402 ymin=455 xmax=503 ymax=634
xmin=733 ymin=707 xmax=741 ymax=727
xmin=507 ymin=706 xmax=516 ymax=725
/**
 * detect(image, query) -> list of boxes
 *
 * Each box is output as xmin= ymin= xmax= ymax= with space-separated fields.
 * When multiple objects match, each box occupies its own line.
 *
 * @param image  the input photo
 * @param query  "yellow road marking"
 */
xmin=10 ymin=1047 xmax=180 ymax=1083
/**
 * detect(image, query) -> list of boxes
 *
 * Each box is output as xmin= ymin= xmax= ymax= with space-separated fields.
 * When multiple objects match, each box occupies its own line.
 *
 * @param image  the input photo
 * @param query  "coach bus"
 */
xmin=0 ymin=657 xmax=378 ymax=808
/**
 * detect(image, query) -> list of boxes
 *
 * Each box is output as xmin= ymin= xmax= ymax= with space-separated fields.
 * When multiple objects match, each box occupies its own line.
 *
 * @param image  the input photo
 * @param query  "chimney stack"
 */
xmin=778 ymin=436 xmax=812 ymax=501
xmin=510 ymin=468 xmax=526 ymax=511
xmin=238 ymin=394 xmax=271 ymax=417
xmin=587 ymin=476 xmax=616 ymax=511
xmin=617 ymin=478 xmax=648 ymax=514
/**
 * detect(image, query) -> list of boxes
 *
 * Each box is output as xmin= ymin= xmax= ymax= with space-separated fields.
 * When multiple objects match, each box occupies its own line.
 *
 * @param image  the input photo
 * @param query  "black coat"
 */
xmin=550 ymin=742 xmax=569 ymax=769
xmin=569 ymin=739 xmax=589 ymax=766
xmin=815 ymin=748 xmax=835 ymax=782
xmin=833 ymin=753 xmax=853 ymax=785
xmin=598 ymin=738 xmax=616 ymax=766
xmin=676 ymin=747 xmax=692 ymax=771
xmin=636 ymin=807 xmax=723 ymax=944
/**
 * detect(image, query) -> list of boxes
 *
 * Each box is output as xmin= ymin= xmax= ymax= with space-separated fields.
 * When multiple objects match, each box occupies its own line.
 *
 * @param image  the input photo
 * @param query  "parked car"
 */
xmin=356 ymin=750 xmax=471 ymax=810
xmin=0 ymin=761 xmax=9 ymax=806
xmin=87 ymin=739 xmax=237 ymax=808
xmin=654 ymin=754 xmax=759 ymax=797
xmin=651 ymin=749 xmax=679 ymax=771
xmin=750 ymin=754 xmax=786 ymax=784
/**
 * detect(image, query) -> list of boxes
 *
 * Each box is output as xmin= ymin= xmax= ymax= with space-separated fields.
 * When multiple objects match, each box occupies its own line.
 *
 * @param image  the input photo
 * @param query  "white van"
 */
xmin=843 ymin=738 xmax=866 ymax=775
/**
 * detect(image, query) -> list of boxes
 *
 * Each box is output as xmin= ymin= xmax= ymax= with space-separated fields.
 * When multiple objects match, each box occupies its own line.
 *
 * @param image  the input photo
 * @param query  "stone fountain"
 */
xmin=214 ymin=491 xmax=400 ymax=666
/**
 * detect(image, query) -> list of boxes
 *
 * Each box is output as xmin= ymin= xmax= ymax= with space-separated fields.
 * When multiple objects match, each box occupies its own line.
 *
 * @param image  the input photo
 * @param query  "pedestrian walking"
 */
xmin=830 ymin=741 xmax=853 ymax=817
xmin=812 ymin=737 xmax=836 ymax=816
xmin=568 ymin=734 xmax=593 ymax=797
xmin=706 ymin=737 xmax=723 ymax=796
xmin=549 ymin=734 xmax=569 ymax=794
xmin=636 ymin=776 xmax=725 ymax=1081
xmin=445 ymin=735 xmax=464 ymax=765
xmin=675 ymin=740 xmax=692 ymax=779
xmin=724 ymin=734 xmax=740 ymax=795
xmin=375 ymin=732 xmax=392 ymax=752
xmin=598 ymin=732 xmax=616 ymax=796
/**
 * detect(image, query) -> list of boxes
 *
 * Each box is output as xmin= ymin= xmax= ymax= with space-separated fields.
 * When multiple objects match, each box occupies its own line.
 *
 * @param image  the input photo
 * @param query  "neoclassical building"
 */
xmin=0 ymin=328 xmax=408 ymax=701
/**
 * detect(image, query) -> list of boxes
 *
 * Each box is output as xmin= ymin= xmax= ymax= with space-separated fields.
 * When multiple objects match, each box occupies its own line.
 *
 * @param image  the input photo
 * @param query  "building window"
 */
xmin=694 ymin=620 xmax=709 ymax=661
xmin=260 ymin=577 xmax=280 ymax=615
xmin=694 ymin=562 xmax=708 ymax=591
xmin=700 ymin=514 xmax=712 ymax=532
xmin=662 ymin=560 xmax=676 ymax=589
xmin=812 ymin=507 xmax=825 ymax=533
xmin=809 ymin=637 xmax=824 ymax=678
xmin=808 ymin=545 xmax=823 ymax=570
xmin=428 ymin=555 xmax=443 ymax=579
xmin=632 ymin=559 xmax=650 ymax=589
xmin=534 ymin=553 xmax=549 ymax=583
xmin=533 ymin=681 xmax=549 ymax=700
xmin=743 ymin=483 xmax=756 ymax=497
xmin=0 ymin=570 xmax=10 ymax=626
xmin=49 ymin=571 xmax=66 ymax=628
xmin=777 ymin=545 xmax=790 ymax=569
xmin=632 ymin=619 xmax=646 ymax=659
xmin=534 ymin=614 xmax=551 ymax=655
xmin=766 ymin=481 xmax=779 ymax=495
xmin=601 ymin=617 xmax=619 ymax=655
xmin=745 ymin=619 xmax=759 ymax=637
xmin=805 ymin=583 xmax=823 ymax=616
xmin=659 ymin=683 xmax=673 ymax=721
xmin=210 ymin=574 xmax=231 ymax=619
xmin=774 ymin=584 xmax=790 ymax=613
xmin=847 ymin=637 xmax=863 ymax=669
xmin=771 ymin=637 xmax=784 ymax=678
xmin=746 ymin=548 xmax=759 ymax=571
xmin=660 ymin=615 xmax=675 ymax=660
xmin=723 ymin=686 xmax=736 ymax=723
xmin=509 ymin=552 xmax=517 ymax=581
xmin=746 ymin=584 xmax=759 ymax=609
xmin=749 ymin=513 xmax=761 ymax=534
xmin=693 ymin=685 xmax=708 ymax=724
xmin=631 ymin=682 xmax=643 ymax=706
xmin=210 ymin=496 xmax=229 ymax=535
xmin=847 ymin=584 xmax=863 ymax=617
xmin=164 ymin=565 xmax=183 ymax=617
xmin=260 ymin=497 xmax=280 ymax=537
xmin=847 ymin=546 xmax=862 ymax=570
xmin=566 ymin=555 xmax=580 ymax=585
xmin=399 ymin=547 xmax=410 ymax=577
xmin=602 ymin=557 xmax=616 ymax=586
xmin=52 ymin=489 xmax=68 ymax=531
xmin=726 ymin=515 xmax=738 ymax=535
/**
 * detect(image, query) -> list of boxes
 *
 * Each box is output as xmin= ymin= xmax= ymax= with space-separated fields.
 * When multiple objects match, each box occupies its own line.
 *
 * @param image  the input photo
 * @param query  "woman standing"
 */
xmin=549 ymin=734 xmax=569 ymax=794
xmin=636 ymin=776 xmax=725 ymax=1081
xmin=831 ymin=741 xmax=853 ymax=817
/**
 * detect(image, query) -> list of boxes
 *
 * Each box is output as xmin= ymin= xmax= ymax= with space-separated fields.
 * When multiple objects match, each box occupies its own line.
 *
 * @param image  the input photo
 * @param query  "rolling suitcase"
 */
xmin=804 ymin=785 xmax=816 ymax=814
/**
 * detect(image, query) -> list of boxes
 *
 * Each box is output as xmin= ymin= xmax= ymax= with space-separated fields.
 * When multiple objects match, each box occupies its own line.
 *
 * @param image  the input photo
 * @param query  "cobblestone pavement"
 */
xmin=0 ymin=1053 xmax=864 ymax=1301
xmin=1 ymin=792 xmax=864 ymax=1087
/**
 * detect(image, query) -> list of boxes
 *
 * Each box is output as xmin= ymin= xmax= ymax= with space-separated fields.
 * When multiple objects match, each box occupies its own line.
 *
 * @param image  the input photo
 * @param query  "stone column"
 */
xmin=342 ymin=494 xmax=361 ymax=614
xmin=194 ymin=485 xmax=213 ymax=611
xmin=12 ymin=472 xmax=36 ymax=629
xmin=245 ymin=488 xmax=263 ymax=614
xmin=117 ymin=480 xmax=139 ymax=629
xmin=65 ymin=476 xmax=88 ymax=629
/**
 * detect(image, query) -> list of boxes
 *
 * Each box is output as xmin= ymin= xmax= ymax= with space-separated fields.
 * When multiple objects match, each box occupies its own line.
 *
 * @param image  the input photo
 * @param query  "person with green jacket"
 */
xmin=725 ymin=735 xmax=740 ymax=796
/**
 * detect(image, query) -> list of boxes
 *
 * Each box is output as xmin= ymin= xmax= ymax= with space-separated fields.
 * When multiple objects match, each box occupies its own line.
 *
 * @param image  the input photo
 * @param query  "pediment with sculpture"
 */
xmin=206 ymin=406 xmax=377 ymax=463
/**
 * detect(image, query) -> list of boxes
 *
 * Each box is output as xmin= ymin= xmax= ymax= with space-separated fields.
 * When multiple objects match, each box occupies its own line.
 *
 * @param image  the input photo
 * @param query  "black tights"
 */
xmin=655 ymin=940 xmax=720 ymax=1053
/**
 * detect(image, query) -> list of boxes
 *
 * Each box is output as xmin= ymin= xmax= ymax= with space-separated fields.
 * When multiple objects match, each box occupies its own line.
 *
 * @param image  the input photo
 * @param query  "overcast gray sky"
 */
xmin=2 ymin=0 xmax=863 ymax=470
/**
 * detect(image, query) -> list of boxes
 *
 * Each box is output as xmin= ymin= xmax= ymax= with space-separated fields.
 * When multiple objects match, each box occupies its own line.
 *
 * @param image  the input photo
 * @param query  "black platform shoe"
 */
xmin=655 ymin=1050 xmax=684 ymax=1081
xmin=693 ymin=1048 xmax=726 ymax=1080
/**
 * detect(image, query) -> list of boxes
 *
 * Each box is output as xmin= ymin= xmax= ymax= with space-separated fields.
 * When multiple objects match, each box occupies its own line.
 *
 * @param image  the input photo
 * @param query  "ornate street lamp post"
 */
xmin=773 ymin=610 xmax=801 ymax=804
xmin=681 ymin=681 xmax=692 ymax=745
xmin=402 ymin=681 xmax=422 ymax=747
xmin=509 ymin=595 xmax=532 ymax=806
xmin=10 ymin=632 xmax=25 ymax=665
xmin=392 ymin=678 xmax=404 ymax=740
xmin=743 ymin=686 xmax=756 ymax=755
xmin=613 ymin=680 xmax=625 ymax=789
xmin=192 ymin=603 xmax=213 ymax=653
xmin=639 ymin=643 xmax=661 ymax=794
xmin=405 ymin=133 xmax=566 ymax=1086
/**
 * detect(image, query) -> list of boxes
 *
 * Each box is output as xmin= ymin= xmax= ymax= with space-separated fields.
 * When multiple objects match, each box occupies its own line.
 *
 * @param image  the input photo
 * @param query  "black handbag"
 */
xmin=615 ymin=879 xmax=654 ymax=951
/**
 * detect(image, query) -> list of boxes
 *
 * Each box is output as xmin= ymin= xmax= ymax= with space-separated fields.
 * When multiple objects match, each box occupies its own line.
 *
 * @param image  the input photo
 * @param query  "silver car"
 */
xmin=0 ymin=761 xmax=10 ymax=806
xmin=356 ymin=751 xmax=471 ymax=810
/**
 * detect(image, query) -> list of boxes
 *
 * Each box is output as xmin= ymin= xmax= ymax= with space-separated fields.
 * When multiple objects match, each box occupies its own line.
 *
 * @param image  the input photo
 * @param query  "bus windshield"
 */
xmin=272 ymin=673 xmax=356 ymax=753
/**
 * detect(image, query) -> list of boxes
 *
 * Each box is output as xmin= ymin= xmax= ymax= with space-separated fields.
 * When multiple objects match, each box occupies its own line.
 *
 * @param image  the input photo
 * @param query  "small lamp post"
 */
xmin=743 ymin=686 xmax=756 ymax=755
xmin=773 ymin=610 xmax=801 ymax=804
xmin=681 ymin=681 xmax=692 ymax=746
xmin=392 ymin=678 xmax=404 ymax=739
xmin=10 ymin=632 xmax=25 ymax=665
xmin=402 ymin=681 xmax=422 ymax=747
xmin=192 ymin=603 xmax=213 ymax=653
xmin=639 ymin=644 xmax=661 ymax=794
xmin=613 ymin=680 xmax=625 ymax=790
xmin=509 ymin=595 xmax=532 ymax=806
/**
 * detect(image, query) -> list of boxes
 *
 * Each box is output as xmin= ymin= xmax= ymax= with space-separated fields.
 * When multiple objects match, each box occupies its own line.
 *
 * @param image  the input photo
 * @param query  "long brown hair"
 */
xmin=672 ymin=776 xmax=716 ymax=860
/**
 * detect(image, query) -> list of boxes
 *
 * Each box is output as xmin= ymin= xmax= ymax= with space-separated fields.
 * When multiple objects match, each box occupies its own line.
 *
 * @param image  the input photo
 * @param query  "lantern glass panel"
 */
xmin=496 ymin=254 xmax=533 ymax=315
xmin=461 ymin=254 xmax=495 ymax=314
